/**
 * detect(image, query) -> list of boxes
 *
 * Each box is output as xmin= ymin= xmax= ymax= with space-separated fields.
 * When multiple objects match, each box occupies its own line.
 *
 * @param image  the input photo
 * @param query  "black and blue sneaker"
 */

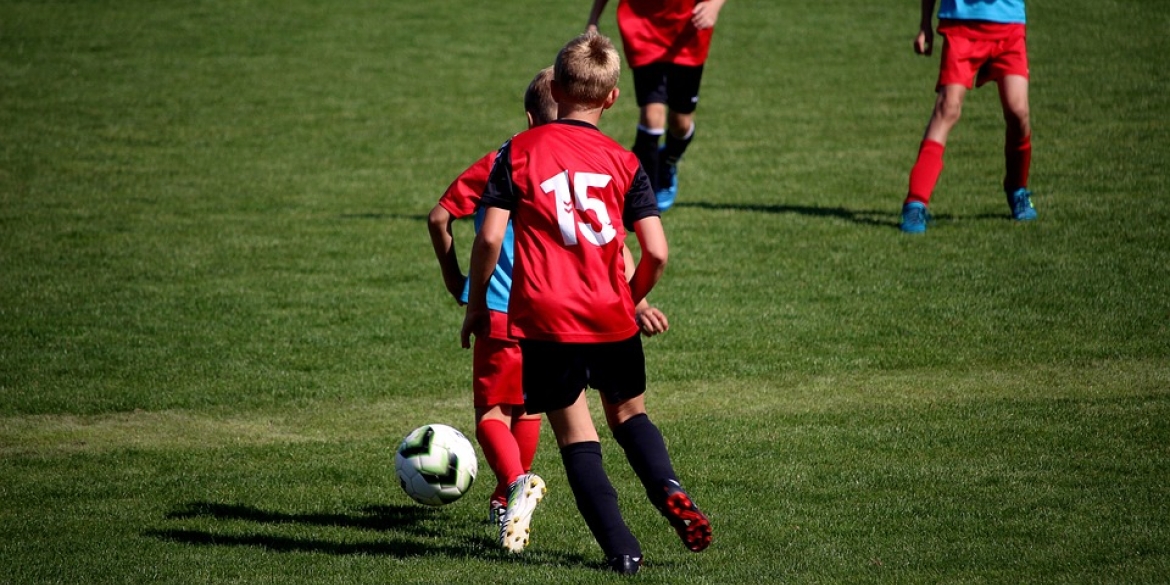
xmin=900 ymin=201 xmax=929 ymax=234
xmin=1007 ymin=188 xmax=1037 ymax=221
xmin=655 ymin=162 xmax=678 ymax=212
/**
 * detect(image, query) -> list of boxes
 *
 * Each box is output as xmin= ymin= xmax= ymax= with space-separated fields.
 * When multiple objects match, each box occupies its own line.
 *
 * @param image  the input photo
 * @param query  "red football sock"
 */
xmin=1004 ymin=132 xmax=1031 ymax=192
xmin=476 ymin=418 xmax=524 ymax=501
xmin=511 ymin=416 xmax=542 ymax=473
xmin=906 ymin=139 xmax=946 ymax=206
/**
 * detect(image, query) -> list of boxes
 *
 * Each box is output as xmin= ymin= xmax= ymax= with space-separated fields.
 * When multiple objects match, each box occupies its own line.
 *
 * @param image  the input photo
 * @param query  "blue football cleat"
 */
xmin=655 ymin=162 xmax=678 ymax=212
xmin=900 ymin=201 xmax=929 ymax=233
xmin=1007 ymin=188 xmax=1037 ymax=221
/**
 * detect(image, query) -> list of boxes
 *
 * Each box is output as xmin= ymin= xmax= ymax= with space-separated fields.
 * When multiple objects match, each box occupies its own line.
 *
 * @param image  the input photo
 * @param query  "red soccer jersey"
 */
xmin=481 ymin=120 xmax=659 ymax=343
xmin=438 ymin=152 xmax=494 ymax=219
xmin=617 ymin=0 xmax=714 ymax=68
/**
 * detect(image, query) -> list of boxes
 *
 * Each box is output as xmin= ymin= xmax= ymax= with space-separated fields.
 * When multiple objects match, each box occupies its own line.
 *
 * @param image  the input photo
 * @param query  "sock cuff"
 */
xmin=636 ymin=125 xmax=665 ymax=136
xmin=476 ymin=418 xmax=510 ymax=433
xmin=611 ymin=413 xmax=651 ymax=443
xmin=921 ymin=138 xmax=945 ymax=152
xmin=561 ymin=440 xmax=603 ymax=459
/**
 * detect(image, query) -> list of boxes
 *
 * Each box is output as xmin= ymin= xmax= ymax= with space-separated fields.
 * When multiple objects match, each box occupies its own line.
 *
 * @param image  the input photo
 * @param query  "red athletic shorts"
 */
xmin=472 ymin=310 xmax=523 ymax=408
xmin=937 ymin=20 xmax=1028 ymax=90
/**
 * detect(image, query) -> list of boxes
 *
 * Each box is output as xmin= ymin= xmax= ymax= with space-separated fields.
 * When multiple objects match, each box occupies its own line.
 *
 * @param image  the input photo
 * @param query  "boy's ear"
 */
xmin=526 ymin=110 xmax=536 ymax=129
xmin=550 ymin=80 xmax=565 ymax=104
xmin=602 ymin=87 xmax=619 ymax=110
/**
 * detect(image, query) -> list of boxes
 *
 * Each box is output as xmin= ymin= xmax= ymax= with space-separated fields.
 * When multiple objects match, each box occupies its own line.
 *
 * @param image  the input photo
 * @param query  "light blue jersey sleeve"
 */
xmin=938 ymin=0 xmax=1026 ymax=24
xmin=459 ymin=207 xmax=514 ymax=313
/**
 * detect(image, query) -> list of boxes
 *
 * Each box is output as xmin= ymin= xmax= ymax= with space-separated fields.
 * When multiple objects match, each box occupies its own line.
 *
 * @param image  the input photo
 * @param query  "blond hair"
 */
xmin=523 ymin=67 xmax=558 ymax=126
xmin=553 ymin=32 xmax=620 ymax=108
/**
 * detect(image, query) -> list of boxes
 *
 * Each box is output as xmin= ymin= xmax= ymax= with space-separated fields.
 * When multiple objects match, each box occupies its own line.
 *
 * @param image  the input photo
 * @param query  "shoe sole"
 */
xmin=663 ymin=491 xmax=712 ymax=552
xmin=500 ymin=475 xmax=546 ymax=553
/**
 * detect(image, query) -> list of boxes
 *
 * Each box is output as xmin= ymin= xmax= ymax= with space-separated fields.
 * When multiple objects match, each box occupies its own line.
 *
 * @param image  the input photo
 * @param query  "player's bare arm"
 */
xmin=623 ymin=244 xmax=669 ymax=337
xmin=426 ymin=204 xmax=467 ymax=304
xmin=628 ymin=216 xmax=668 ymax=306
xmin=460 ymin=206 xmax=509 ymax=349
xmin=915 ymin=0 xmax=937 ymax=55
xmin=692 ymin=0 xmax=727 ymax=30
xmin=585 ymin=0 xmax=609 ymax=33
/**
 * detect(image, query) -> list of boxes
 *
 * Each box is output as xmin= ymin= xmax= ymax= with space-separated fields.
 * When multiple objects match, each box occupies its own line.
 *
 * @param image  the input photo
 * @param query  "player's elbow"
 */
xmin=427 ymin=206 xmax=451 ymax=233
xmin=642 ymin=242 xmax=668 ymax=271
xmin=472 ymin=230 xmax=505 ymax=255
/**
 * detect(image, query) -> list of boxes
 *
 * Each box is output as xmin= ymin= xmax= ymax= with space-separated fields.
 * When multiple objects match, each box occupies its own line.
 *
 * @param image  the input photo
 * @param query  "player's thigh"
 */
xmin=544 ymin=391 xmax=600 ymax=448
xmin=997 ymin=74 xmax=1030 ymax=125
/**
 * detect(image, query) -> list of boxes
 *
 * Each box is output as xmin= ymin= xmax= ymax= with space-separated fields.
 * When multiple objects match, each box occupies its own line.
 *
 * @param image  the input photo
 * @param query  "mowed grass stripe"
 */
xmin=4 ymin=360 xmax=1165 ymax=456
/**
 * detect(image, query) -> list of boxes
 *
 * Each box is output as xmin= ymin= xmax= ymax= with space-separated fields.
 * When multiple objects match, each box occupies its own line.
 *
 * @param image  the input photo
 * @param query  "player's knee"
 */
xmin=1004 ymin=108 xmax=1030 ymax=136
xmin=935 ymin=98 xmax=963 ymax=125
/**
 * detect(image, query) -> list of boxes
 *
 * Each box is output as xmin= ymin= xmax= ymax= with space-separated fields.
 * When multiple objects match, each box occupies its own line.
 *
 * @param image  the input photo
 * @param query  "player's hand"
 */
xmin=691 ymin=2 xmax=721 ymax=30
xmin=914 ymin=29 xmax=933 ymax=56
xmin=635 ymin=305 xmax=669 ymax=337
xmin=586 ymin=23 xmax=600 ymax=34
xmin=460 ymin=308 xmax=487 ymax=349
xmin=447 ymin=275 xmax=468 ymax=306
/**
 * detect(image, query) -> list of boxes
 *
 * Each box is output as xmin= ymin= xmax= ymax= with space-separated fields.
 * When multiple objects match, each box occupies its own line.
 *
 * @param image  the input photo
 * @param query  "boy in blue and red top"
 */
xmin=427 ymin=69 xmax=558 ymax=539
xmin=900 ymin=0 xmax=1036 ymax=233
xmin=461 ymin=33 xmax=711 ymax=575
xmin=587 ymin=0 xmax=728 ymax=212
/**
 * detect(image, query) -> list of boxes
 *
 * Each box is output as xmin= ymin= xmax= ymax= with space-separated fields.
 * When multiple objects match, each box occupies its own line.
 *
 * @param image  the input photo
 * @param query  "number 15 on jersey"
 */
xmin=541 ymin=171 xmax=618 ymax=248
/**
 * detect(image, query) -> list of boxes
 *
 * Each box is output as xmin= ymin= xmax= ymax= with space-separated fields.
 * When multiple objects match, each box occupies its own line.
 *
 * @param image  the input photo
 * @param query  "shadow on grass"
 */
xmin=339 ymin=212 xmax=427 ymax=222
xmin=148 ymin=501 xmax=596 ymax=569
xmin=673 ymin=200 xmax=1005 ymax=229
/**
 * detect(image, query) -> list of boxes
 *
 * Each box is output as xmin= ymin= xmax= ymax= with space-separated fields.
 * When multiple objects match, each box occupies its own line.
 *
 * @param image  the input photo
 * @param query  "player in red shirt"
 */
xmin=587 ymin=0 xmax=728 ymax=212
xmin=427 ymin=68 xmax=558 ymax=541
xmin=461 ymin=33 xmax=711 ymax=575
xmin=430 ymin=67 xmax=671 ymax=551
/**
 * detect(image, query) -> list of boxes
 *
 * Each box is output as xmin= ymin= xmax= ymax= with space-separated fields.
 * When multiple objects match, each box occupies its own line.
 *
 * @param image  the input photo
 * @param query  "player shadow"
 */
xmin=674 ymin=200 xmax=893 ymax=227
xmin=147 ymin=501 xmax=596 ymax=569
xmin=339 ymin=212 xmax=427 ymax=222
xmin=674 ymin=201 xmax=1004 ymax=229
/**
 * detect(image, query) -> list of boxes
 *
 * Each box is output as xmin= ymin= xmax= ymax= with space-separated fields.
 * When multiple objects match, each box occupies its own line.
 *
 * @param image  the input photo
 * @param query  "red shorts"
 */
xmin=937 ymin=21 xmax=1028 ymax=90
xmin=472 ymin=310 xmax=523 ymax=408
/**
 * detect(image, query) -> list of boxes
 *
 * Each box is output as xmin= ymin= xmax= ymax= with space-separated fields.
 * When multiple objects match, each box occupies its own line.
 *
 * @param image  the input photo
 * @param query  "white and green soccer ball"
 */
xmin=395 ymin=423 xmax=478 ymax=506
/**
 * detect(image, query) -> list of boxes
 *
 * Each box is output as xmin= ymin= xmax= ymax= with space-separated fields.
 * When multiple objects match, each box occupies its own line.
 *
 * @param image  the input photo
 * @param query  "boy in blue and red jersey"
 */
xmin=461 ymin=33 xmax=711 ymax=575
xmin=587 ymin=0 xmax=728 ymax=212
xmin=427 ymin=69 xmax=558 ymax=542
xmin=900 ymin=0 xmax=1037 ymax=233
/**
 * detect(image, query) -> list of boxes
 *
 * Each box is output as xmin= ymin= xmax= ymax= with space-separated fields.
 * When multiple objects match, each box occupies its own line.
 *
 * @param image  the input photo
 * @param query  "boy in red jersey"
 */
xmin=429 ymin=68 xmax=671 ymax=553
xmin=586 ymin=0 xmax=728 ymax=212
xmin=900 ymin=0 xmax=1036 ymax=233
xmin=461 ymin=33 xmax=711 ymax=575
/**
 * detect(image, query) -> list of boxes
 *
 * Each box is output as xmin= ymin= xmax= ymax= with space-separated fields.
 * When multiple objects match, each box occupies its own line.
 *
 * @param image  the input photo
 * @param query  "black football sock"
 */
xmin=632 ymin=126 xmax=664 ymax=191
xmin=561 ymin=441 xmax=642 ymax=557
xmin=661 ymin=122 xmax=695 ymax=168
xmin=611 ymin=413 xmax=679 ymax=508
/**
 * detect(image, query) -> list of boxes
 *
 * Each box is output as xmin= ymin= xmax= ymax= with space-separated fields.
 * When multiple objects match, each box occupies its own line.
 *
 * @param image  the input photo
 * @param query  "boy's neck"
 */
xmin=558 ymin=104 xmax=605 ymax=126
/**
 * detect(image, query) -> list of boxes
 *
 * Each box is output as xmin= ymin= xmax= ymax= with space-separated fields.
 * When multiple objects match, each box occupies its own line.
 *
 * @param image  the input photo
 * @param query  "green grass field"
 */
xmin=2 ymin=0 xmax=1168 ymax=583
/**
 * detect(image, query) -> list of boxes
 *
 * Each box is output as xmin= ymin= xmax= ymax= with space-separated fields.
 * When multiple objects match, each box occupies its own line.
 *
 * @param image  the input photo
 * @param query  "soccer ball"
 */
xmin=395 ymin=423 xmax=478 ymax=506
